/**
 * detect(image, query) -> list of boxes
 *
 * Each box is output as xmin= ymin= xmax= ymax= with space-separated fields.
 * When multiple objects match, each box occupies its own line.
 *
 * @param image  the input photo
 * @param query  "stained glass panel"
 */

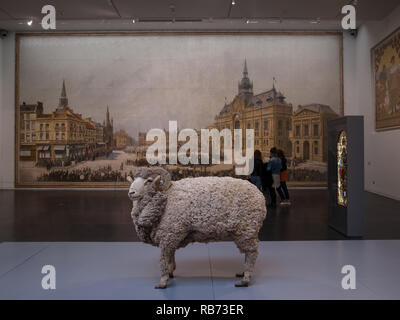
xmin=337 ymin=131 xmax=348 ymax=207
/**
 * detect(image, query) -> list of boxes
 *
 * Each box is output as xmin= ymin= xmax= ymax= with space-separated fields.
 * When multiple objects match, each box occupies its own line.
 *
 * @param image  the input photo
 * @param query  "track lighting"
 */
xmin=310 ymin=18 xmax=321 ymax=24
xmin=268 ymin=18 xmax=282 ymax=24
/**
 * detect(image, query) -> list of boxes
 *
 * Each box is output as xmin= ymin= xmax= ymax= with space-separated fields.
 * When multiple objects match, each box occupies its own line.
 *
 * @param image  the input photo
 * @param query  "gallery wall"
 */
xmin=0 ymin=38 xmax=2 ymax=156
xmin=0 ymin=32 xmax=15 ymax=189
xmin=344 ymin=4 xmax=400 ymax=201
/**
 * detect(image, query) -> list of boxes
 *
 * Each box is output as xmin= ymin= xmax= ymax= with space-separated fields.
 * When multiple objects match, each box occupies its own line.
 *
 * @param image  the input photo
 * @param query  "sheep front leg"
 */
xmin=155 ymin=248 xmax=174 ymax=289
xmin=235 ymin=250 xmax=258 ymax=287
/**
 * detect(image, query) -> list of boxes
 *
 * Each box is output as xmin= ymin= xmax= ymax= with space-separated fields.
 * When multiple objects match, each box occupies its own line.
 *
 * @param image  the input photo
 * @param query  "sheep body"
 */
xmin=152 ymin=177 xmax=266 ymax=247
xmin=128 ymin=170 xmax=267 ymax=288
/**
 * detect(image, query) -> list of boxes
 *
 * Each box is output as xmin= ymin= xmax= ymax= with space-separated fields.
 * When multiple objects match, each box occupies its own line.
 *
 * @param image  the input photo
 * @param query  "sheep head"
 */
xmin=132 ymin=167 xmax=171 ymax=191
xmin=127 ymin=174 xmax=168 ymax=245
xmin=127 ymin=175 xmax=162 ymax=200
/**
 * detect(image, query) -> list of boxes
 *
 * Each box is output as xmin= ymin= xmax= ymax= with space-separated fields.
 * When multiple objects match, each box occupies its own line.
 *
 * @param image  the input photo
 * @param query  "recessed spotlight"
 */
xmin=27 ymin=20 xmax=33 ymax=26
xmin=232 ymin=0 xmax=236 ymax=5
xmin=268 ymin=18 xmax=282 ymax=24
xmin=132 ymin=19 xmax=136 ymax=23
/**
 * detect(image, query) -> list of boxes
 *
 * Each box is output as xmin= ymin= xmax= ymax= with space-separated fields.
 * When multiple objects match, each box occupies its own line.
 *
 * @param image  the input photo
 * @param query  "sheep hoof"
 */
xmin=169 ymin=273 xmax=174 ymax=278
xmin=235 ymin=280 xmax=249 ymax=287
xmin=235 ymin=272 xmax=244 ymax=278
xmin=155 ymin=284 xmax=167 ymax=289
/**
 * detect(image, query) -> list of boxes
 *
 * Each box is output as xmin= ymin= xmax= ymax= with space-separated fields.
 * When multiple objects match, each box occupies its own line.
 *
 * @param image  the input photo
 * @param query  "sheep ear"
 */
xmin=152 ymin=175 xmax=162 ymax=190
xmin=127 ymin=176 xmax=133 ymax=183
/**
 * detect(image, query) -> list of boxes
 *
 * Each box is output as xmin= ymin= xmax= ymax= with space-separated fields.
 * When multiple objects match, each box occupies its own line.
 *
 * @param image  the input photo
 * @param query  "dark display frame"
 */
xmin=328 ymin=116 xmax=364 ymax=237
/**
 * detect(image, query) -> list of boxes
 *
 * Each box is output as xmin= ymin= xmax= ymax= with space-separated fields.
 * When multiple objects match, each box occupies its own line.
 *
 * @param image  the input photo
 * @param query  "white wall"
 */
xmin=0 ymin=32 xmax=15 ymax=188
xmin=343 ymin=5 xmax=400 ymax=201
xmin=0 ymin=37 xmax=2 ymax=145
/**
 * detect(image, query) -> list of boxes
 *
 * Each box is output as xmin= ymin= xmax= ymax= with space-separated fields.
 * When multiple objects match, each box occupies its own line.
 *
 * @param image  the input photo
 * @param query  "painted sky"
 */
xmin=19 ymin=34 xmax=341 ymax=140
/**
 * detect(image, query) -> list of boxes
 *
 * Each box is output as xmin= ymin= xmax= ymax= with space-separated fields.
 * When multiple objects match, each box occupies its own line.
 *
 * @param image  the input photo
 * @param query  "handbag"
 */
xmin=280 ymin=169 xmax=289 ymax=182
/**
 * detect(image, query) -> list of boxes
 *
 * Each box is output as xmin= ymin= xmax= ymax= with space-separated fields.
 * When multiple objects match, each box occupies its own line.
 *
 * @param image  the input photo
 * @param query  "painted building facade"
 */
xmin=18 ymin=81 xmax=114 ymax=163
xmin=211 ymin=60 xmax=339 ymax=162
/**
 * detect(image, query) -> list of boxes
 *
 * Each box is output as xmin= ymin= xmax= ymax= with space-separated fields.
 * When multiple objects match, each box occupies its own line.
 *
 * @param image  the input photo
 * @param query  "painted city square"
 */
xmin=16 ymin=34 xmax=342 ymax=187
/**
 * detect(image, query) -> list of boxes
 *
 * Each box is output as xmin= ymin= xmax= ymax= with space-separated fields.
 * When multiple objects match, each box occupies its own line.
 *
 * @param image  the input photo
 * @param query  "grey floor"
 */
xmin=0 ymin=241 xmax=399 ymax=300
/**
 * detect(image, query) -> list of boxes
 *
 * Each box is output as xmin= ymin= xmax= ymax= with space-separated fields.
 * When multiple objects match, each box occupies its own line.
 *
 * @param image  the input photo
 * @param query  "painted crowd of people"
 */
xmin=37 ymin=166 xmax=131 ymax=182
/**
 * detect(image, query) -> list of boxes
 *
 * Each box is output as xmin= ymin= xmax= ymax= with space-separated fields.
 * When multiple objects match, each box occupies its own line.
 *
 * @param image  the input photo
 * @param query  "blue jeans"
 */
xmin=277 ymin=181 xmax=290 ymax=201
xmin=250 ymin=175 xmax=262 ymax=191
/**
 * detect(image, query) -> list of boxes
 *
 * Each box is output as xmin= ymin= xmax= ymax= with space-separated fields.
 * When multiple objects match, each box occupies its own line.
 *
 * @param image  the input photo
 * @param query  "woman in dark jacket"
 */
xmin=261 ymin=160 xmax=275 ymax=207
xmin=250 ymin=150 xmax=263 ymax=191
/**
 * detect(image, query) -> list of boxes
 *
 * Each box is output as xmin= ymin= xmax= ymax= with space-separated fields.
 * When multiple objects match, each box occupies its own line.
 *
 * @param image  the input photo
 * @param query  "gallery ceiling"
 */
xmin=0 ymin=0 xmax=399 ymax=31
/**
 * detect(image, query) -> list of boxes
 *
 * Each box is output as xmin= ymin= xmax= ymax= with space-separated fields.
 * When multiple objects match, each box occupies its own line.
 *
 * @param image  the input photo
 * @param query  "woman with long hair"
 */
xmin=250 ymin=149 xmax=263 ymax=191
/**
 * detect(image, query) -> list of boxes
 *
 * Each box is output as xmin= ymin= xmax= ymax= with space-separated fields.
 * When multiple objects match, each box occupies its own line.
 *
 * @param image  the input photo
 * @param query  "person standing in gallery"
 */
xmin=277 ymin=149 xmax=291 ymax=205
xmin=267 ymin=147 xmax=282 ymax=208
xmin=250 ymin=150 xmax=263 ymax=191
xmin=261 ymin=157 xmax=274 ymax=208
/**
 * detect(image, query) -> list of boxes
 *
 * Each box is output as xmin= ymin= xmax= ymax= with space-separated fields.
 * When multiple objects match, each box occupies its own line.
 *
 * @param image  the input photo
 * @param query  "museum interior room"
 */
xmin=0 ymin=0 xmax=400 ymax=302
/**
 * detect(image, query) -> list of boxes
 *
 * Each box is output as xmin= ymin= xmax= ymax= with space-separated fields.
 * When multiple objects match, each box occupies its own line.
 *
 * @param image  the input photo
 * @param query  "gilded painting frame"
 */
xmin=371 ymin=26 xmax=400 ymax=131
xmin=14 ymin=31 xmax=344 ymax=188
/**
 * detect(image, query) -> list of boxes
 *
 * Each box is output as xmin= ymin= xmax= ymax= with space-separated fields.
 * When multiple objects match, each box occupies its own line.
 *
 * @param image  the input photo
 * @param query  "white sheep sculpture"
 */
xmin=127 ymin=167 xmax=267 ymax=288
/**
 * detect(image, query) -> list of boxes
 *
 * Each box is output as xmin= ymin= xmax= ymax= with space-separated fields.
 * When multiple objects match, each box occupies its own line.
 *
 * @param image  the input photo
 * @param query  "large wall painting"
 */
xmin=15 ymin=33 xmax=343 ymax=187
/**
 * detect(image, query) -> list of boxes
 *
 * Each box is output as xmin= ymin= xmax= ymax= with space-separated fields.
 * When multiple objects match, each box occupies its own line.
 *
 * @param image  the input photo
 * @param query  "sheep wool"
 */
xmin=128 ymin=168 xmax=267 ymax=289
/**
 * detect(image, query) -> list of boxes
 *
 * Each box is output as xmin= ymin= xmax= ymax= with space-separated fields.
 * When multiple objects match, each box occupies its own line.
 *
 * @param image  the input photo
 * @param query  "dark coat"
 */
xmin=261 ymin=162 xmax=273 ymax=189
xmin=251 ymin=159 xmax=264 ymax=177
xmin=281 ymin=157 xmax=288 ymax=171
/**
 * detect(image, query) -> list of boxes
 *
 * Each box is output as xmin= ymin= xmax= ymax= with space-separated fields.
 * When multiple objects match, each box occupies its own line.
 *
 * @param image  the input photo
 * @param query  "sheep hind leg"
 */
xmin=155 ymin=248 xmax=175 ymax=289
xmin=235 ymin=249 xmax=258 ymax=287
xmin=169 ymin=252 xmax=176 ymax=278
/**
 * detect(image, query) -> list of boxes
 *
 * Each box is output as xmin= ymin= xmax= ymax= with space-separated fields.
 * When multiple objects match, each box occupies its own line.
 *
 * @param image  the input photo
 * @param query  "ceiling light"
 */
xmin=310 ymin=18 xmax=321 ymax=24
xmin=246 ymin=20 xmax=258 ymax=24
xmin=132 ymin=19 xmax=136 ymax=23
xmin=27 ymin=20 xmax=33 ymax=26
xmin=232 ymin=0 xmax=236 ymax=5
xmin=268 ymin=18 xmax=282 ymax=24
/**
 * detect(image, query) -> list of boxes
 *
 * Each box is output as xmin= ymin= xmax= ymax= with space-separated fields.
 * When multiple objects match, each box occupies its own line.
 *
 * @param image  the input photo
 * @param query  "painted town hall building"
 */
xmin=211 ymin=61 xmax=338 ymax=162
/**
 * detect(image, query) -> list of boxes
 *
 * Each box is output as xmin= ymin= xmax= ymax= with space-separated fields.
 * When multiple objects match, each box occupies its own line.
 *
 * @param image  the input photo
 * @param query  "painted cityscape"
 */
xmin=16 ymin=34 xmax=342 ymax=187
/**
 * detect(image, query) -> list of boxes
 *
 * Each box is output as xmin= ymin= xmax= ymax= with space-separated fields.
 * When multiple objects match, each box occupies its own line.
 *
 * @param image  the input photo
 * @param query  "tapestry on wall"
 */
xmin=15 ymin=33 xmax=343 ymax=188
xmin=372 ymin=27 xmax=400 ymax=131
